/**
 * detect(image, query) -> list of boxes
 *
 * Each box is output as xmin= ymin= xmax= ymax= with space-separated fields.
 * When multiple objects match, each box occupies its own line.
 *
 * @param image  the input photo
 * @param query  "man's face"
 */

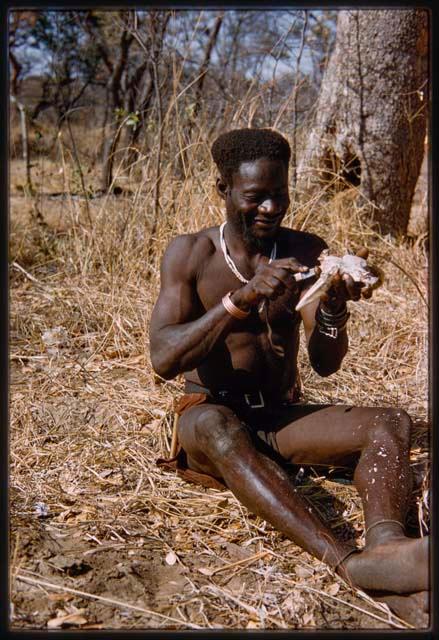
xmin=218 ymin=158 xmax=290 ymax=248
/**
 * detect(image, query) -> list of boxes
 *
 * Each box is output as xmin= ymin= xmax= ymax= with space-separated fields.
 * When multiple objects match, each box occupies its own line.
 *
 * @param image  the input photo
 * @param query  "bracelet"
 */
xmin=222 ymin=291 xmax=251 ymax=320
xmin=319 ymin=303 xmax=349 ymax=321
xmin=316 ymin=304 xmax=349 ymax=328
xmin=317 ymin=324 xmax=348 ymax=339
xmin=365 ymin=519 xmax=405 ymax=535
xmin=315 ymin=302 xmax=350 ymax=339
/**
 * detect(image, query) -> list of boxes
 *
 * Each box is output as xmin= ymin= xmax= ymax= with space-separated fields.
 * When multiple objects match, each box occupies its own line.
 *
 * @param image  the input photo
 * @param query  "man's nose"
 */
xmin=259 ymin=198 xmax=281 ymax=216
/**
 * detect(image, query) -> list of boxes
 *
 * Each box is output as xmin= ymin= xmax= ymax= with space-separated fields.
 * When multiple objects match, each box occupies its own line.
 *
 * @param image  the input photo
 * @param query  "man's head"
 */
xmin=211 ymin=128 xmax=291 ymax=250
xmin=211 ymin=128 xmax=291 ymax=185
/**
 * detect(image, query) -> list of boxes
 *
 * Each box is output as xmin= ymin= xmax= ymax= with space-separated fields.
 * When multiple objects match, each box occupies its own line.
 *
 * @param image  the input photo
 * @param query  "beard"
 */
xmin=239 ymin=214 xmax=277 ymax=254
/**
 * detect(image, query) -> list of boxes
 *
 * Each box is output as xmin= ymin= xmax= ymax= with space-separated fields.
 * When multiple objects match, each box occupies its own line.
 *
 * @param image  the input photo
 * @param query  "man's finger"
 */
xmin=258 ymin=254 xmax=270 ymax=266
xmin=272 ymin=257 xmax=309 ymax=273
xmin=331 ymin=273 xmax=342 ymax=288
xmin=294 ymin=269 xmax=316 ymax=282
xmin=342 ymin=274 xmax=363 ymax=300
xmin=262 ymin=274 xmax=287 ymax=291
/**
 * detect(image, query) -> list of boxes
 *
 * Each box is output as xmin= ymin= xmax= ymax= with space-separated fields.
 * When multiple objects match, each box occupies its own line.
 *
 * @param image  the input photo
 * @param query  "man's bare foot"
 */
xmin=343 ymin=535 xmax=429 ymax=593
xmin=372 ymin=590 xmax=429 ymax=628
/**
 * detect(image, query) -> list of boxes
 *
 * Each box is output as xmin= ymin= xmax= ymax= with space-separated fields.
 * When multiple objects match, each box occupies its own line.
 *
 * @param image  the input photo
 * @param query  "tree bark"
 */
xmin=101 ymin=25 xmax=134 ymax=192
xmin=192 ymin=13 xmax=224 ymax=123
xmin=407 ymin=134 xmax=428 ymax=238
xmin=10 ymin=95 xmax=32 ymax=192
xmin=296 ymin=9 xmax=429 ymax=236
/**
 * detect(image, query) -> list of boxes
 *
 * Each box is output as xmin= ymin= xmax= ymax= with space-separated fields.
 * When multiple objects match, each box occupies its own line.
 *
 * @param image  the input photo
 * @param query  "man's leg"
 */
xmin=178 ymin=402 xmax=357 ymax=571
xmin=178 ymin=403 xmax=429 ymax=594
xmin=274 ymin=405 xmax=429 ymax=592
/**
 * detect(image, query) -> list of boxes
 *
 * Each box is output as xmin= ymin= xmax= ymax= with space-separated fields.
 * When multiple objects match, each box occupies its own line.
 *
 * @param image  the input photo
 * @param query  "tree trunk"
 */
xmin=177 ymin=13 xmax=223 ymax=178
xmin=296 ymin=9 xmax=429 ymax=236
xmin=192 ymin=13 xmax=224 ymax=123
xmin=101 ymin=27 xmax=134 ymax=192
xmin=10 ymin=95 xmax=33 ymax=193
xmin=407 ymin=134 xmax=428 ymax=238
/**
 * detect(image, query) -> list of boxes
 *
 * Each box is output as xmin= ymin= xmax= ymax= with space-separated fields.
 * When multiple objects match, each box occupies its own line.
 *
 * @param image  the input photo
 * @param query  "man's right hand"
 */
xmin=231 ymin=256 xmax=309 ymax=311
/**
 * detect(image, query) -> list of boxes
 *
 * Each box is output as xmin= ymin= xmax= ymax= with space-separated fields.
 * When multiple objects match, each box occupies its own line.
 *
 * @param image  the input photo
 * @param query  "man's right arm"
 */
xmin=149 ymin=235 xmax=240 ymax=380
xmin=150 ymin=235 xmax=311 ymax=379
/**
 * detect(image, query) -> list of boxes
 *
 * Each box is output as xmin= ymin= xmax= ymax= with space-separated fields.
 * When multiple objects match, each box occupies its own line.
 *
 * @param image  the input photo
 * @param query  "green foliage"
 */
xmin=126 ymin=112 xmax=140 ymax=128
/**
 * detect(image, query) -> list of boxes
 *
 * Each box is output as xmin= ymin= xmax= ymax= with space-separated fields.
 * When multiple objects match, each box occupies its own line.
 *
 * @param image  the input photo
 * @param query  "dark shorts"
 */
xmin=157 ymin=384 xmax=323 ymax=490
xmin=175 ymin=385 xmax=307 ymax=456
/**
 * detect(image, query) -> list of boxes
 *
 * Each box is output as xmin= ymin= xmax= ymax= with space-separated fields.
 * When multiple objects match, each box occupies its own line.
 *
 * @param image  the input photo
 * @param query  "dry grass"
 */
xmin=9 ymin=126 xmax=429 ymax=630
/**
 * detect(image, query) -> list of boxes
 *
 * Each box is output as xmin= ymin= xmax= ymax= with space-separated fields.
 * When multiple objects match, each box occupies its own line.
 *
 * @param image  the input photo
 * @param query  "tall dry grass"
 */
xmin=9 ymin=87 xmax=429 ymax=630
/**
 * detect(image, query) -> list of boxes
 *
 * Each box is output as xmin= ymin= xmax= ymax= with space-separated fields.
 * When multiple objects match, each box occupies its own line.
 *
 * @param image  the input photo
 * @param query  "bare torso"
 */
xmin=183 ymin=225 xmax=325 ymax=398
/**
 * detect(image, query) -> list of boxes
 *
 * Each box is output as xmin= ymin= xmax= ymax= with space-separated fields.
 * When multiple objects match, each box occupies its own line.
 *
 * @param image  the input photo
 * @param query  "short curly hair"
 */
xmin=211 ymin=128 xmax=291 ymax=183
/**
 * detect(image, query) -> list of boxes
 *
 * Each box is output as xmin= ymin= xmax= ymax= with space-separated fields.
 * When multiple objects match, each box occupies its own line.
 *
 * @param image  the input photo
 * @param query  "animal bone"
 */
xmin=295 ymin=249 xmax=382 ymax=311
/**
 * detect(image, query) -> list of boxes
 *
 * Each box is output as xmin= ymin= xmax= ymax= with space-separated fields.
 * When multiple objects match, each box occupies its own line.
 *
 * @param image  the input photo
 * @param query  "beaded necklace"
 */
xmin=219 ymin=221 xmax=276 ymax=283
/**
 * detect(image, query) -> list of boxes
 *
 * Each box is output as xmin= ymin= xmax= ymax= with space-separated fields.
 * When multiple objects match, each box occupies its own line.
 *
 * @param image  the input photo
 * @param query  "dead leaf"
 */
xmin=246 ymin=620 xmax=260 ymax=629
xmin=294 ymin=564 xmax=314 ymax=579
xmin=49 ymin=556 xmax=92 ymax=576
xmin=127 ymin=355 xmax=144 ymax=365
xmin=81 ymin=624 xmax=104 ymax=629
xmin=224 ymin=542 xmax=252 ymax=561
xmin=47 ymin=613 xmax=87 ymax=629
xmin=165 ymin=550 xmax=177 ymax=566
xmin=47 ymin=593 xmax=74 ymax=603
xmin=302 ymin=611 xmax=315 ymax=626
xmin=283 ymin=591 xmax=304 ymax=617
xmin=64 ymin=605 xmax=86 ymax=616
xmin=327 ymin=582 xmax=340 ymax=596
xmin=58 ymin=469 xmax=86 ymax=496
xmin=98 ymin=469 xmax=113 ymax=478
xmin=56 ymin=506 xmax=97 ymax=524
xmin=198 ymin=567 xmax=214 ymax=576
xmin=225 ymin=575 xmax=247 ymax=596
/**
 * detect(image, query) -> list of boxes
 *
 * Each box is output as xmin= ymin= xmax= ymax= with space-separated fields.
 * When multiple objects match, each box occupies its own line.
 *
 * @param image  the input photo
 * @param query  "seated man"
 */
xmin=149 ymin=128 xmax=429 ymax=623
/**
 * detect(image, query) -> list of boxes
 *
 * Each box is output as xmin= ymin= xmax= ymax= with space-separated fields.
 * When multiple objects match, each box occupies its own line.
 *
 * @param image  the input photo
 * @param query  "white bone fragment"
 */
xmin=295 ymin=249 xmax=381 ymax=311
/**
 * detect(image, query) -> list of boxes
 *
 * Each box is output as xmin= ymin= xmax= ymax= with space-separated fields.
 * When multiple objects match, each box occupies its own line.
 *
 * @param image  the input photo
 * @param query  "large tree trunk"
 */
xmin=296 ymin=9 xmax=429 ymax=236
xmin=407 ymin=134 xmax=428 ymax=239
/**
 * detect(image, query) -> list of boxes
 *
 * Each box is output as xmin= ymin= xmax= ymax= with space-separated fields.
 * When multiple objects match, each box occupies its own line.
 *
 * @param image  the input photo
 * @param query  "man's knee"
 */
xmin=193 ymin=407 xmax=250 ymax=459
xmin=367 ymin=408 xmax=412 ymax=448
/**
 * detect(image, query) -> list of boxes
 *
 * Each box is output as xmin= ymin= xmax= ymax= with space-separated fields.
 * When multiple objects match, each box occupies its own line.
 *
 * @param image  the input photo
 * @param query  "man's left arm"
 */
xmin=300 ymin=291 xmax=349 ymax=377
xmin=300 ymin=269 xmax=369 ymax=376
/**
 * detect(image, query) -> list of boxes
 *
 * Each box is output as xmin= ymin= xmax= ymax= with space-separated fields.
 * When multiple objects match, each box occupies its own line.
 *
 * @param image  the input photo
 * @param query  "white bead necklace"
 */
xmin=219 ymin=221 xmax=277 ymax=284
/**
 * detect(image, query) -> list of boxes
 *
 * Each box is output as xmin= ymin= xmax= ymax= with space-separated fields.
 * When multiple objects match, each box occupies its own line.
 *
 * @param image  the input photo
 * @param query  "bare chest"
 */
xmin=196 ymin=253 xmax=301 ymax=329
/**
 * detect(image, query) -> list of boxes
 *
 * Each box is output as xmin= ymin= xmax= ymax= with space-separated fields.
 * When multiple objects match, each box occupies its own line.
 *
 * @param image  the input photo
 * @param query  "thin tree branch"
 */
xmin=291 ymin=10 xmax=308 ymax=191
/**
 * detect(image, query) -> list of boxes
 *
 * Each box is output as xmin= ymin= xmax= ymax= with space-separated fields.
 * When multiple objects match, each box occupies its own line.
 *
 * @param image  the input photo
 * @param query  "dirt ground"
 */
xmin=9 ymin=353 xmax=429 ymax=631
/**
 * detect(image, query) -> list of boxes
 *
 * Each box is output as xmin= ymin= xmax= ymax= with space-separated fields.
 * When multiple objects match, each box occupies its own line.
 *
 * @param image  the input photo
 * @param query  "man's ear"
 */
xmin=216 ymin=177 xmax=229 ymax=200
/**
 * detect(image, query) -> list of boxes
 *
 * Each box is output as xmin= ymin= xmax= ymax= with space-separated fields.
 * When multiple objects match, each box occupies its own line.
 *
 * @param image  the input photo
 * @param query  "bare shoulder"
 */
xmin=161 ymin=227 xmax=217 ymax=279
xmin=280 ymin=227 xmax=328 ymax=267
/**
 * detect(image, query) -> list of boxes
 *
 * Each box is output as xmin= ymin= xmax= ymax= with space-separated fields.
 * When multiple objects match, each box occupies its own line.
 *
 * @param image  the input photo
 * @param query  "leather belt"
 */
xmin=216 ymin=389 xmax=266 ymax=409
xmin=184 ymin=382 xmax=267 ymax=409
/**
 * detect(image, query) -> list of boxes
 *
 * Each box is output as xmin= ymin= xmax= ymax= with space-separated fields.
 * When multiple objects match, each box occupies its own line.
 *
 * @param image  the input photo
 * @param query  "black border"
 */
xmin=3 ymin=2 xmax=437 ymax=639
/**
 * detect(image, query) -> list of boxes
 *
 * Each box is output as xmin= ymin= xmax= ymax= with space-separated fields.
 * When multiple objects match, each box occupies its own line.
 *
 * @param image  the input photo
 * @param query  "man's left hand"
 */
xmin=318 ymin=248 xmax=376 ymax=311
